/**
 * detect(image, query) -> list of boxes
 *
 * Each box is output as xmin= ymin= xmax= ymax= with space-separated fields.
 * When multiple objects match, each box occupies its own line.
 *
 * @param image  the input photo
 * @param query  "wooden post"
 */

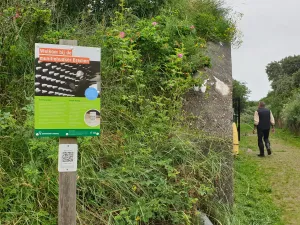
xmin=58 ymin=39 xmax=78 ymax=225
xmin=59 ymin=138 xmax=77 ymax=225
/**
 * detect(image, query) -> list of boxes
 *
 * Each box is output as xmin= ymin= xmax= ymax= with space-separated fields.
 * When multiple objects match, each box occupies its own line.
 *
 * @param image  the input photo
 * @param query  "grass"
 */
xmin=260 ymin=129 xmax=300 ymax=224
xmin=233 ymin=154 xmax=283 ymax=225
xmin=240 ymin=122 xmax=300 ymax=147
xmin=232 ymin=124 xmax=284 ymax=225
xmin=0 ymin=1 xmax=239 ymax=224
xmin=273 ymin=128 xmax=300 ymax=148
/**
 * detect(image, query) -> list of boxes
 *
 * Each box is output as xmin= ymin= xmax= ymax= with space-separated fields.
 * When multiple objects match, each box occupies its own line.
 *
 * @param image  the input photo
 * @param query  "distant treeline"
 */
xmin=263 ymin=55 xmax=300 ymax=132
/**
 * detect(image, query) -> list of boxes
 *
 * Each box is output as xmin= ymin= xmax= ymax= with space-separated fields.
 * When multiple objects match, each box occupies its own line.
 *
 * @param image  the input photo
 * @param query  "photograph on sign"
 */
xmin=84 ymin=109 xmax=100 ymax=127
xmin=34 ymin=44 xmax=101 ymax=137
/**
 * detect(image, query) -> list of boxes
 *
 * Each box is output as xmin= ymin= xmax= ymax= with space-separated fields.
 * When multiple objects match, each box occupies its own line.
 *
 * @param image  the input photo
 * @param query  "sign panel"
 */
xmin=34 ymin=43 xmax=101 ymax=137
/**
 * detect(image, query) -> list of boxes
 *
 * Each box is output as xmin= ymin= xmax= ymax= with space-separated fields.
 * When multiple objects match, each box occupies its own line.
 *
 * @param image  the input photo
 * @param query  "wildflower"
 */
xmin=152 ymin=21 xmax=158 ymax=26
xmin=13 ymin=12 xmax=21 ymax=19
xmin=119 ymin=31 xmax=126 ymax=38
xmin=190 ymin=25 xmax=195 ymax=29
xmin=136 ymin=216 xmax=141 ymax=221
xmin=177 ymin=53 xmax=183 ymax=58
xmin=132 ymin=185 xmax=137 ymax=192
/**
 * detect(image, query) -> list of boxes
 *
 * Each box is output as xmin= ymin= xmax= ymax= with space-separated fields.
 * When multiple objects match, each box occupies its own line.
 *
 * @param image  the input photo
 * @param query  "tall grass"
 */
xmin=0 ymin=0 xmax=238 ymax=224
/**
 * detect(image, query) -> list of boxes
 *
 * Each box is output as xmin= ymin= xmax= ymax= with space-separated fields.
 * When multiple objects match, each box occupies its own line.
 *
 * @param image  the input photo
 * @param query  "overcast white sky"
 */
xmin=226 ymin=0 xmax=300 ymax=100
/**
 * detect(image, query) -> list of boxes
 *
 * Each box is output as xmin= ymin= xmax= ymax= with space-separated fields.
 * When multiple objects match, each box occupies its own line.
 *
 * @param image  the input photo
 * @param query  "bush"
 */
xmin=282 ymin=93 xmax=300 ymax=132
xmin=241 ymin=105 xmax=258 ymax=125
xmin=0 ymin=0 xmax=238 ymax=224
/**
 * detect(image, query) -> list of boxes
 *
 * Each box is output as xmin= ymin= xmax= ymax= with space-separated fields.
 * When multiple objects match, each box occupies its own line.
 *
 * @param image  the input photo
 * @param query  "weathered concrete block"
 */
xmin=183 ymin=42 xmax=233 ymax=138
xmin=183 ymin=42 xmax=234 ymax=205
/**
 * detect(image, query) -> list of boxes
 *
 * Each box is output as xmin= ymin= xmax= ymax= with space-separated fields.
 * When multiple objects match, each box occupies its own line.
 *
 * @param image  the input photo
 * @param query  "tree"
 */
xmin=281 ymin=55 xmax=300 ymax=76
xmin=264 ymin=55 xmax=300 ymax=132
xmin=272 ymin=76 xmax=294 ymax=98
xmin=232 ymin=79 xmax=251 ymax=112
xmin=282 ymin=93 xmax=300 ymax=132
xmin=266 ymin=55 xmax=300 ymax=83
xmin=266 ymin=61 xmax=282 ymax=81
xmin=292 ymin=70 xmax=300 ymax=88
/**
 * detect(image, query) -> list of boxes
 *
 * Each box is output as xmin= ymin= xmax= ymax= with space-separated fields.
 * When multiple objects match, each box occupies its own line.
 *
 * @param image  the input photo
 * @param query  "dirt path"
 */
xmin=244 ymin=133 xmax=300 ymax=225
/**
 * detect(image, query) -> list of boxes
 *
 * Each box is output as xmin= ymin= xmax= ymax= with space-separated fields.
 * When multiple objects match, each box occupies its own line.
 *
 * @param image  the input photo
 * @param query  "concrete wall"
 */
xmin=183 ymin=42 xmax=234 ymax=205
xmin=183 ymin=42 xmax=233 ymax=138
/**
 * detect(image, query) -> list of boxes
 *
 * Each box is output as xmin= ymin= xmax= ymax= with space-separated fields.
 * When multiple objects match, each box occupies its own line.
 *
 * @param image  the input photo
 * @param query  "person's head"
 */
xmin=258 ymin=101 xmax=266 ymax=108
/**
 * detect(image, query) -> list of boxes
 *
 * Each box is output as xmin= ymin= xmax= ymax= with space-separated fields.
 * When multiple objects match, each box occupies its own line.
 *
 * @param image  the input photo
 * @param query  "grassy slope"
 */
xmin=233 ymin=124 xmax=284 ymax=225
xmin=0 ymin=1 xmax=238 ymax=224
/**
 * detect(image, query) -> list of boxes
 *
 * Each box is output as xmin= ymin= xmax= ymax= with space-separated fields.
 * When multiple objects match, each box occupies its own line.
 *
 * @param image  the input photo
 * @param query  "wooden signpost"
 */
xmin=58 ymin=39 xmax=78 ymax=225
xmin=59 ymin=137 xmax=78 ymax=225
xmin=34 ymin=39 xmax=101 ymax=225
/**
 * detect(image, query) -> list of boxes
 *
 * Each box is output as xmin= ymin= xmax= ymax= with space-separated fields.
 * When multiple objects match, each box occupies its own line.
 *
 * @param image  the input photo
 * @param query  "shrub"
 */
xmin=241 ymin=105 xmax=258 ymax=125
xmin=0 ymin=0 xmax=238 ymax=224
xmin=282 ymin=93 xmax=300 ymax=132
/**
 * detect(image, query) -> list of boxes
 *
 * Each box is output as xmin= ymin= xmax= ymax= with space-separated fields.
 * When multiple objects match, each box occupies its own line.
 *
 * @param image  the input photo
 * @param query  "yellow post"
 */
xmin=232 ymin=122 xmax=239 ymax=156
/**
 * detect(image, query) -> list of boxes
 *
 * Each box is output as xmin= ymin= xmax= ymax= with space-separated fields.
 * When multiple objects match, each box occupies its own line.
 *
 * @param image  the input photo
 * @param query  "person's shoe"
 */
xmin=267 ymin=149 xmax=272 ymax=155
xmin=257 ymin=154 xmax=265 ymax=157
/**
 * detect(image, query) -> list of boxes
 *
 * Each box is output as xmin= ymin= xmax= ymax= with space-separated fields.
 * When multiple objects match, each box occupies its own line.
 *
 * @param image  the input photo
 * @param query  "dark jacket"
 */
xmin=254 ymin=107 xmax=275 ymax=130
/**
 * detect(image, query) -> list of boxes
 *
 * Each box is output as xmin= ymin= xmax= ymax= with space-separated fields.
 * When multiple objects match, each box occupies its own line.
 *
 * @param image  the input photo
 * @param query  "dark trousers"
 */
xmin=257 ymin=129 xmax=270 ymax=155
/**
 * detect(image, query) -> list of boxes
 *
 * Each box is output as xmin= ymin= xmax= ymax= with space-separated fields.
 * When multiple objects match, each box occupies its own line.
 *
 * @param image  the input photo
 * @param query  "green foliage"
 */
xmin=247 ymin=100 xmax=259 ymax=107
xmin=233 ymin=153 xmax=283 ymax=225
xmin=282 ymin=94 xmax=300 ymax=132
xmin=265 ymin=55 xmax=300 ymax=131
xmin=292 ymin=70 xmax=300 ymax=88
xmin=241 ymin=105 xmax=257 ymax=125
xmin=0 ymin=0 xmax=238 ymax=224
xmin=262 ymin=91 xmax=281 ymax=119
xmin=266 ymin=61 xmax=283 ymax=81
xmin=273 ymin=127 xmax=300 ymax=147
xmin=0 ymin=3 xmax=51 ymax=95
xmin=232 ymin=79 xmax=251 ymax=112
xmin=281 ymin=55 xmax=300 ymax=76
xmin=272 ymin=76 xmax=294 ymax=98
xmin=50 ymin=0 xmax=168 ymax=23
xmin=266 ymin=55 xmax=300 ymax=82
xmin=194 ymin=13 xmax=236 ymax=42
xmin=232 ymin=124 xmax=284 ymax=225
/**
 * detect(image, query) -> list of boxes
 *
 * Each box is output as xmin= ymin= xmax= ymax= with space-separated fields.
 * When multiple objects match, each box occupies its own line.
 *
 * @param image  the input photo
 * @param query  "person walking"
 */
xmin=253 ymin=102 xmax=275 ymax=157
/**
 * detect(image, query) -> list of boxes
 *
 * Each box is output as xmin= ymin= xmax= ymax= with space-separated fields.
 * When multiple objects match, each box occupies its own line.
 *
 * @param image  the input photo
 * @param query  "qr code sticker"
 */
xmin=58 ymin=144 xmax=77 ymax=172
xmin=62 ymin=151 xmax=74 ymax=163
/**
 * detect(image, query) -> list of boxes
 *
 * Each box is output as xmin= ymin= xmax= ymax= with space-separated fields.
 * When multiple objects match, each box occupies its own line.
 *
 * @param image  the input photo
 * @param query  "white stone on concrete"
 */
xmin=214 ymin=76 xmax=230 ymax=96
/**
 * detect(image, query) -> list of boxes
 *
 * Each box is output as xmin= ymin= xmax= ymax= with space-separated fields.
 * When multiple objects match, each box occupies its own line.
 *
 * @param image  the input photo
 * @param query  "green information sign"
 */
xmin=34 ymin=43 xmax=101 ymax=137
